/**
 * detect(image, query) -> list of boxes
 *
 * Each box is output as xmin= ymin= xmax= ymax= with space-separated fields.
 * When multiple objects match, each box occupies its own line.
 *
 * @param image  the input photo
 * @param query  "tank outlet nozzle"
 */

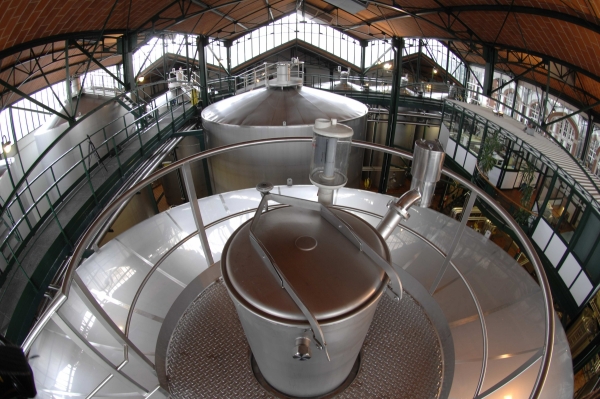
xmin=376 ymin=189 xmax=422 ymax=240
xmin=293 ymin=337 xmax=312 ymax=361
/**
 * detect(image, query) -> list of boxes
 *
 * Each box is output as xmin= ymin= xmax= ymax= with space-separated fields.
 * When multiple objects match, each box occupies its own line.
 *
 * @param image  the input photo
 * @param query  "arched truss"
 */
xmin=2 ymin=0 xmax=600 ymax=120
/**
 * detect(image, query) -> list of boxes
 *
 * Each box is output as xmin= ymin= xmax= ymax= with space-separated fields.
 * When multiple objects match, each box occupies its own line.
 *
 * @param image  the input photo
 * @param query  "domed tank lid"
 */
xmin=201 ymin=86 xmax=367 ymax=126
xmin=221 ymin=206 xmax=389 ymax=321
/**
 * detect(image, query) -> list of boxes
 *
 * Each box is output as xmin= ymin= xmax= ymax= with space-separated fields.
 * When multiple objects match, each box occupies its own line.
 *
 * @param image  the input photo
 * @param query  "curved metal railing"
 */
xmin=0 ymin=87 xmax=198 ymax=338
xmin=21 ymin=137 xmax=554 ymax=399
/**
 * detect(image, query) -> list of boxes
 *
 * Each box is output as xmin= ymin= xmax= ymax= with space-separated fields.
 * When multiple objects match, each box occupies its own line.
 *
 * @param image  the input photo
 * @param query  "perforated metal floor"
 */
xmin=167 ymin=279 xmax=443 ymax=398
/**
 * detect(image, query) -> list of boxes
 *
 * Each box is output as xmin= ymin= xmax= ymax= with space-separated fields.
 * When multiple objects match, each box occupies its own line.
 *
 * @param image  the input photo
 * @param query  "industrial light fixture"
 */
xmin=138 ymin=76 xmax=145 ymax=83
xmin=383 ymin=63 xmax=391 ymax=70
xmin=2 ymin=135 xmax=12 ymax=154
xmin=433 ymin=68 xmax=438 ymax=74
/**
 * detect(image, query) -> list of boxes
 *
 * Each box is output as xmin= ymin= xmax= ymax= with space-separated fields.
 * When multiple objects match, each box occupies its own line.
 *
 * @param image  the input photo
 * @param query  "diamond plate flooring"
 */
xmin=167 ymin=279 xmax=443 ymax=398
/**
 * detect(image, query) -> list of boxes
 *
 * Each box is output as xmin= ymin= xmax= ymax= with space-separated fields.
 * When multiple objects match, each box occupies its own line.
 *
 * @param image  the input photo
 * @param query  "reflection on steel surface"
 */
xmin=166 ymin=280 xmax=443 ymax=398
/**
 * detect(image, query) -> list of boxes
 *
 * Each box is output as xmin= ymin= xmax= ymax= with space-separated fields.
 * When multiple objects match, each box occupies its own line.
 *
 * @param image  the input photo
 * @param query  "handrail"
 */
xmin=21 ymin=137 xmax=554 ymax=399
xmin=0 ymin=82 xmax=182 ymax=219
xmin=0 ymin=89 xmax=193 ymax=243
xmin=474 ymin=163 xmax=539 ymax=218
xmin=452 ymin=89 xmax=600 ymax=200
xmin=0 ymin=87 xmax=197 ymax=336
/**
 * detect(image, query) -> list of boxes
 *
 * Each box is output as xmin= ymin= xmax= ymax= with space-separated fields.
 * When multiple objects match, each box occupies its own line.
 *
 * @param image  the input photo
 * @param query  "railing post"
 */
xmin=181 ymin=163 xmax=214 ymax=266
xmin=170 ymin=101 xmax=175 ymax=134
xmin=123 ymin=115 xmax=128 ymax=138
xmin=49 ymin=165 xmax=61 ymax=198
xmin=72 ymin=276 xmax=156 ymax=372
xmin=45 ymin=193 xmax=72 ymax=248
xmin=79 ymin=145 xmax=98 ymax=204
xmin=112 ymin=137 xmax=122 ymax=176
xmin=429 ymin=191 xmax=478 ymax=294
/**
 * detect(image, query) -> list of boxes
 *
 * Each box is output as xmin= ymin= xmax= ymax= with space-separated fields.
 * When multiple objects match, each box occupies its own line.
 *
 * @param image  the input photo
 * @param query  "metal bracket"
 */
xmin=248 ymin=193 xmax=403 ymax=362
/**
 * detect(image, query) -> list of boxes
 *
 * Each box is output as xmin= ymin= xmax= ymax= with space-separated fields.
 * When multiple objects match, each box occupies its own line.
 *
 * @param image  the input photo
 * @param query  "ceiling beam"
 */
xmin=356 ymin=4 xmax=600 ymax=37
xmin=190 ymin=0 xmax=249 ymax=30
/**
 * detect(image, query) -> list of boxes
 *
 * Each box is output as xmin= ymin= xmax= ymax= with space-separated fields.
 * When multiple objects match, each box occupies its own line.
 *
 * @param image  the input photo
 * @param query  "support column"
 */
xmin=581 ymin=114 xmax=594 ymax=162
xmin=119 ymin=34 xmax=137 ymax=101
xmin=445 ymin=41 xmax=451 ymax=84
xmin=185 ymin=34 xmax=190 ymax=82
xmin=360 ymin=40 xmax=367 ymax=85
xmin=542 ymin=61 xmax=551 ymax=126
xmin=482 ymin=46 xmax=496 ymax=97
xmin=379 ymin=37 xmax=403 ymax=193
xmin=65 ymin=40 xmax=73 ymax=116
xmin=329 ymin=65 xmax=334 ymax=90
xmin=225 ymin=40 xmax=232 ymax=75
xmin=225 ymin=40 xmax=233 ymax=94
xmin=196 ymin=35 xmax=210 ymax=108
xmin=416 ymin=39 xmax=422 ymax=82
xmin=511 ymin=80 xmax=519 ymax=117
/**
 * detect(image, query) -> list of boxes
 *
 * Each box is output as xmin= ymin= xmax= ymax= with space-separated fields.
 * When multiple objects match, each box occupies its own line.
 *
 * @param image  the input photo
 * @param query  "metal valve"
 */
xmin=292 ymin=337 xmax=312 ymax=361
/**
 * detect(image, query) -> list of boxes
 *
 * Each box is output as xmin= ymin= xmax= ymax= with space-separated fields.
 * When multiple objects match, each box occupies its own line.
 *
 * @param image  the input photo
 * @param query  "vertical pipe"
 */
xmin=379 ymin=37 xmax=403 ymax=193
xmin=323 ymin=138 xmax=338 ymax=178
xmin=416 ymin=39 xmax=422 ymax=82
xmin=185 ymin=34 xmax=190 ymax=82
xmin=181 ymin=163 xmax=214 ymax=266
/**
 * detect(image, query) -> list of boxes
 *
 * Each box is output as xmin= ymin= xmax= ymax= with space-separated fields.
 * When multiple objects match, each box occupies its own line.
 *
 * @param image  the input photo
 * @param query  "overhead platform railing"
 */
xmin=441 ymin=100 xmax=600 ymax=317
xmin=0 ymin=85 xmax=198 ymax=342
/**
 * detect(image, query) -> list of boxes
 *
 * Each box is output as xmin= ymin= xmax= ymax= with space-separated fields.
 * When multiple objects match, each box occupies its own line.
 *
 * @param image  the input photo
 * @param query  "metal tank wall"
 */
xmin=201 ymin=86 xmax=367 ymax=193
xmin=364 ymin=110 xmax=441 ymax=190
xmin=160 ymin=136 xmax=210 ymax=206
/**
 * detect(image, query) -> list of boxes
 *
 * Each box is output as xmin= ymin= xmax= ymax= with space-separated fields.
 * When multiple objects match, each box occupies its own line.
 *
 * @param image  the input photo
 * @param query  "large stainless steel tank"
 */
xmin=201 ymin=86 xmax=367 ymax=193
xmin=221 ymin=204 xmax=390 ymax=397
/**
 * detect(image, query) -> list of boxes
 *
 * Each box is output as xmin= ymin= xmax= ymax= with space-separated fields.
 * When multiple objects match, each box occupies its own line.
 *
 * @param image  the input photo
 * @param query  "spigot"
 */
xmin=376 ymin=189 xmax=422 ymax=240
xmin=292 ymin=337 xmax=312 ymax=361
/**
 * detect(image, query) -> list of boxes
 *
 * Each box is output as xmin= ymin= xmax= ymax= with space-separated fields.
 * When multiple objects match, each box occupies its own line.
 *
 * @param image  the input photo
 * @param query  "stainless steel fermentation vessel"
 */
xmin=410 ymin=139 xmax=445 ymax=207
xmin=201 ymin=86 xmax=368 ymax=193
xmin=221 ymin=196 xmax=393 ymax=397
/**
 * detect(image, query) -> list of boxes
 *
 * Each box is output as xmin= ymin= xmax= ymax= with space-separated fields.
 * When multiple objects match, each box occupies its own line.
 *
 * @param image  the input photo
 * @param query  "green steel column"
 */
xmin=581 ymin=114 xmax=594 ymax=162
xmin=65 ymin=40 xmax=72 ymax=116
xmin=185 ymin=34 xmax=190 ymax=82
xmin=379 ymin=37 xmax=404 ymax=193
xmin=445 ymin=41 xmax=451 ymax=84
xmin=360 ymin=40 xmax=367 ymax=85
xmin=119 ymin=34 xmax=137 ymax=101
xmin=225 ymin=40 xmax=233 ymax=94
xmin=542 ymin=60 xmax=551 ymax=127
xmin=197 ymin=35 xmax=210 ymax=108
xmin=483 ymin=46 xmax=496 ymax=97
xmin=416 ymin=39 xmax=422 ymax=82
xmin=511 ymin=80 xmax=519 ymax=117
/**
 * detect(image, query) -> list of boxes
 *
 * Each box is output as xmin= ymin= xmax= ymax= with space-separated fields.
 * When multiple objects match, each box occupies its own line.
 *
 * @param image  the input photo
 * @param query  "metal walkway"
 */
xmin=448 ymin=100 xmax=600 ymax=205
xmin=0 ymin=97 xmax=196 ymax=342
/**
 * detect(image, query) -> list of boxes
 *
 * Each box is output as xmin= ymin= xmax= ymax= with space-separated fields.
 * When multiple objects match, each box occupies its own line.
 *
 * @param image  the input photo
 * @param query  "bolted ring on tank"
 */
xmin=221 ymin=204 xmax=391 ymax=398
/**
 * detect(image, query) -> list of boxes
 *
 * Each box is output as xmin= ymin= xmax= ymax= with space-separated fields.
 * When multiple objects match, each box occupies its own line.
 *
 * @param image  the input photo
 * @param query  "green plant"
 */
xmin=513 ymin=160 xmax=537 ymax=226
xmin=478 ymin=130 xmax=504 ymax=176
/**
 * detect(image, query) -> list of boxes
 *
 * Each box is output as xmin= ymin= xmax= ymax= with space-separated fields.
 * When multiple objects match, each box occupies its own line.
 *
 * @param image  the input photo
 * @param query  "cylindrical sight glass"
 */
xmin=309 ymin=118 xmax=354 ymax=189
